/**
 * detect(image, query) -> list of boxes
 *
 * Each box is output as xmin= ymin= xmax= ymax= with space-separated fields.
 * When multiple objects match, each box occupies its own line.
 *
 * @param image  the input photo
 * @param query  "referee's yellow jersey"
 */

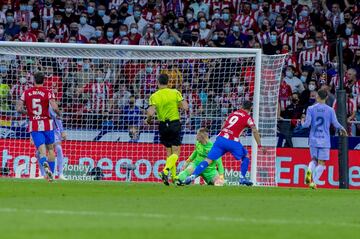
xmin=149 ymin=88 xmax=183 ymax=122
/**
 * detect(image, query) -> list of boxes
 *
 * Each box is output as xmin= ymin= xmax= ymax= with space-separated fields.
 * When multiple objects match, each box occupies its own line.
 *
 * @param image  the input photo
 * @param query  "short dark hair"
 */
xmin=34 ymin=71 xmax=45 ymax=84
xmin=158 ymin=74 xmax=169 ymax=85
xmin=242 ymin=100 xmax=253 ymax=110
xmin=317 ymin=89 xmax=328 ymax=100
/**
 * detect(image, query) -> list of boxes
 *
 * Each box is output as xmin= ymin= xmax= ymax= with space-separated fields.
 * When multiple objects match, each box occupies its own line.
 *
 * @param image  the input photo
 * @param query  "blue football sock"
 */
xmin=48 ymin=161 xmax=55 ymax=173
xmin=39 ymin=156 xmax=47 ymax=167
xmin=192 ymin=161 xmax=209 ymax=177
xmin=240 ymin=157 xmax=250 ymax=178
xmin=36 ymin=152 xmax=45 ymax=176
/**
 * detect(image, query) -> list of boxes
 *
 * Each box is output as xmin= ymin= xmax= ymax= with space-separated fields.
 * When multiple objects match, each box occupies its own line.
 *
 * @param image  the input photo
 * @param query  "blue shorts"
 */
xmin=207 ymin=136 xmax=248 ymax=161
xmin=310 ymin=147 xmax=330 ymax=161
xmin=31 ymin=131 xmax=55 ymax=149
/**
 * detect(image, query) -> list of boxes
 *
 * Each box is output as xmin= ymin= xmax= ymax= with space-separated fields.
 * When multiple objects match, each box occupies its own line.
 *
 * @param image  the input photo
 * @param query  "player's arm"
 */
xmin=16 ymin=100 xmax=27 ymax=114
xmin=216 ymin=157 xmax=225 ymax=180
xmin=50 ymin=99 xmax=61 ymax=117
xmin=146 ymin=105 xmax=156 ymax=124
xmin=178 ymin=99 xmax=189 ymax=112
xmin=331 ymin=109 xmax=348 ymax=136
xmin=251 ymin=126 xmax=262 ymax=147
xmin=301 ymin=108 xmax=312 ymax=128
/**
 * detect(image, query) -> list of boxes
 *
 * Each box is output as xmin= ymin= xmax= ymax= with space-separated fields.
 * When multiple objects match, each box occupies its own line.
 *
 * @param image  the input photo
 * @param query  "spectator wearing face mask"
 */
xmin=5 ymin=9 xmax=20 ymax=38
xmin=10 ymin=72 xmax=33 ymax=101
xmin=0 ymin=23 xmax=5 ymax=41
xmin=214 ymin=29 xmax=227 ymax=47
xmin=124 ymin=5 xmax=148 ymax=34
xmin=279 ymin=20 xmax=305 ymax=54
xmin=284 ymin=66 xmax=304 ymax=94
xmin=78 ymin=12 xmax=95 ymax=41
xmin=63 ymin=2 xmax=79 ymax=26
xmin=346 ymin=68 xmax=360 ymax=98
xmin=87 ymin=0 xmax=104 ymax=27
xmin=122 ymin=96 xmax=142 ymax=131
xmin=105 ymin=26 xmax=116 ymax=44
xmin=294 ymin=5 xmax=311 ymax=35
xmin=322 ymin=1 xmax=344 ymax=33
xmin=128 ymin=23 xmax=141 ymax=45
xmin=94 ymin=25 xmax=107 ymax=44
xmin=256 ymin=19 xmax=271 ymax=46
xmin=97 ymin=4 xmax=109 ymax=25
xmin=226 ymin=21 xmax=248 ymax=47
xmin=140 ymin=25 xmax=160 ymax=45
xmin=153 ymin=18 xmax=169 ymax=44
xmin=46 ymin=27 xmax=61 ymax=42
xmin=263 ymin=29 xmax=282 ymax=55
xmin=141 ymin=0 xmax=159 ymax=22
xmin=114 ymin=24 xmax=128 ymax=44
xmin=300 ymin=78 xmax=318 ymax=109
xmin=333 ymin=90 xmax=356 ymax=135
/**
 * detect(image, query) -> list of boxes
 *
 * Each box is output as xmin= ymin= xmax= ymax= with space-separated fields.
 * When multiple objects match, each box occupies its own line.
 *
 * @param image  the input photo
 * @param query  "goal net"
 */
xmin=0 ymin=42 xmax=286 ymax=186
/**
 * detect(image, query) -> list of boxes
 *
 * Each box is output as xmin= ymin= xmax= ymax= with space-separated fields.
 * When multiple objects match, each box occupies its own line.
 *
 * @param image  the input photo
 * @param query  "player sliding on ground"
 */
xmin=301 ymin=89 xmax=347 ymax=189
xmin=185 ymin=101 xmax=262 ymax=186
xmin=146 ymin=74 xmax=189 ymax=185
xmin=16 ymin=71 xmax=61 ymax=182
xmin=35 ymin=106 xmax=67 ymax=180
xmin=176 ymin=128 xmax=225 ymax=186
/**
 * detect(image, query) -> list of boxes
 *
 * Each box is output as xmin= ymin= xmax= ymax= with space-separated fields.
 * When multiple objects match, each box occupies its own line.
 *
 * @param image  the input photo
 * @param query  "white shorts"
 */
xmin=310 ymin=147 xmax=330 ymax=161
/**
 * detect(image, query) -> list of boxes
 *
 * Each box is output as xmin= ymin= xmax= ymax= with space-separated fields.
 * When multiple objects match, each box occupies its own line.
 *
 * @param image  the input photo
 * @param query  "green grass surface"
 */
xmin=0 ymin=179 xmax=359 ymax=239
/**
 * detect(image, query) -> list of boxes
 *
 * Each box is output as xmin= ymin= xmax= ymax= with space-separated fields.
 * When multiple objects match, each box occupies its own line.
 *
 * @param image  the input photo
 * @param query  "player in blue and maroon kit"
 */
xmin=16 ymin=71 xmax=61 ymax=181
xmin=185 ymin=101 xmax=263 ymax=186
xmin=302 ymin=89 xmax=347 ymax=189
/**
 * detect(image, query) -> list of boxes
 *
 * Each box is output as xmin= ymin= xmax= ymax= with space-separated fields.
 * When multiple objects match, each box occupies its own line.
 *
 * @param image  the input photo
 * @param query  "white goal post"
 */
xmin=0 ymin=42 xmax=286 ymax=186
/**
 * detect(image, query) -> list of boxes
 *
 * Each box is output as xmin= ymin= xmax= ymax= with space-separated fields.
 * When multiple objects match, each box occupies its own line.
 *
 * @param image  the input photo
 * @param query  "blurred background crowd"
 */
xmin=0 ymin=0 xmax=359 ymax=146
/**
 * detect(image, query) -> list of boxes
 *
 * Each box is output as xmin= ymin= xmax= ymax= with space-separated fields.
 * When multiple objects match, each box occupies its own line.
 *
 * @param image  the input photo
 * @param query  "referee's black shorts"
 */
xmin=158 ymin=120 xmax=181 ymax=148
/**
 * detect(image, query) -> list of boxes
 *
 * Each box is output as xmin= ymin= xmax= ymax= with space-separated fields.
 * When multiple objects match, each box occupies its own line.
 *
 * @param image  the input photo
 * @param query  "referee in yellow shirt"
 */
xmin=146 ymin=74 xmax=189 ymax=185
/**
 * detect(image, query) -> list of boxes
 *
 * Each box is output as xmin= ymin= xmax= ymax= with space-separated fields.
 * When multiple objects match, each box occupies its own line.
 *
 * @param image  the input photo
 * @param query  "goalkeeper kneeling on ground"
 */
xmin=176 ymin=128 xmax=225 ymax=186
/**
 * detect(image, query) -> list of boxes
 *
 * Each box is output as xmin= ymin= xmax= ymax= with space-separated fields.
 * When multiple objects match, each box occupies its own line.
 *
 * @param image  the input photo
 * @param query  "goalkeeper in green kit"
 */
xmin=176 ymin=128 xmax=225 ymax=186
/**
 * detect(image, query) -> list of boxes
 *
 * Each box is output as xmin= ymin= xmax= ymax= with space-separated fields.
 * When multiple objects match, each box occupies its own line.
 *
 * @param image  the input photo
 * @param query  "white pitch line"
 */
xmin=0 ymin=208 xmax=359 ymax=228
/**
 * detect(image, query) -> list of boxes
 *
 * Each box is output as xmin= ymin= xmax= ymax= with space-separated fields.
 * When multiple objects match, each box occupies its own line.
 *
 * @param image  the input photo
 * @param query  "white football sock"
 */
xmin=313 ymin=164 xmax=326 ymax=183
xmin=308 ymin=160 xmax=317 ymax=173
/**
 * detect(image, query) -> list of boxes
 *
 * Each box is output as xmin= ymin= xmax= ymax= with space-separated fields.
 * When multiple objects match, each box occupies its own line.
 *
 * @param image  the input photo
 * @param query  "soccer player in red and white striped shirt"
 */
xmin=16 ymin=71 xmax=61 ymax=182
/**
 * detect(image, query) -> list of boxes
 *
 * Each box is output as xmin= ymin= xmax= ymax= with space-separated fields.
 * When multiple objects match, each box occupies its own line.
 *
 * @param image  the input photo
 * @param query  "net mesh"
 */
xmin=0 ymin=43 xmax=286 ymax=186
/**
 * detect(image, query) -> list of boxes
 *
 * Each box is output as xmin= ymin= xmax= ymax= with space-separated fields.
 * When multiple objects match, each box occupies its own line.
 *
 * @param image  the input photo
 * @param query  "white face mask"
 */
xmin=0 ymin=29 xmax=4 ymax=35
xmin=308 ymin=84 xmax=316 ymax=91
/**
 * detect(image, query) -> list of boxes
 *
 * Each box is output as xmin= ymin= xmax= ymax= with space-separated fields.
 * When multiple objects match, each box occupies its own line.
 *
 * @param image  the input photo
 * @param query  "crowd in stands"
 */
xmin=0 ymin=0 xmax=360 ymax=144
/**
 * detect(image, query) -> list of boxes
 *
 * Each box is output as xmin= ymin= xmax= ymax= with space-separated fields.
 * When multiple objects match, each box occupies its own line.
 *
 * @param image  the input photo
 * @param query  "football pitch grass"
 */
xmin=0 ymin=179 xmax=359 ymax=239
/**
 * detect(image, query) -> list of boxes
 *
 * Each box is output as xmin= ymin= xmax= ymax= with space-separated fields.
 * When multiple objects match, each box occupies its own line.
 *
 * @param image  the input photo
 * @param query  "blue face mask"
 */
xmin=154 ymin=23 xmax=161 ymax=31
xmin=134 ymin=11 xmax=141 ymax=18
xmin=270 ymin=35 xmax=277 ymax=43
xmin=199 ymin=21 xmax=206 ymax=29
xmin=232 ymin=26 xmax=239 ymax=32
xmin=54 ymin=19 xmax=61 ymax=25
xmin=98 ymin=10 xmax=105 ymax=17
xmin=80 ymin=17 xmax=87 ymax=25
xmin=31 ymin=22 xmax=39 ymax=29
xmin=106 ymin=31 xmax=114 ymax=38
xmin=300 ymin=75 xmax=307 ymax=83
xmin=27 ymin=5 xmax=33 ymax=11
xmin=146 ymin=67 xmax=153 ymax=73
xmin=20 ymin=5 xmax=27 ymax=11
xmin=300 ymin=10 xmax=309 ymax=17
xmin=87 ymin=6 xmax=95 ymax=14
xmin=122 ymin=40 xmax=129 ymax=45
xmin=251 ymin=4 xmax=258 ymax=10
xmin=120 ymin=31 xmax=127 ymax=37
xmin=222 ymin=13 xmax=230 ymax=21
xmin=6 ymin=16 xmax=14 ymax=23
xmin=286 ymin=26 xmax=293 ymax=33
xmin=95 ymin=30 xmax=102 ymax=37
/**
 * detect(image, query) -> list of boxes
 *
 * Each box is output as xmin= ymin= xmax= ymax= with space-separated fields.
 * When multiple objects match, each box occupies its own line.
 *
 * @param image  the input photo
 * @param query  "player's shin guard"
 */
xmin=308 ymin=160 xmax=317 ymax=173
xmin=240 ymin=157 xmax=250 ymax=178
xmin=192 ymin=161 xmax=209 ymax=177
xmin=36 ymin=151 xmax=45 ymax=176
xmin=55 ymin=144 xmax=64 ymax=176
xmin=164 ymin=154 xmax=178 ymax=175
